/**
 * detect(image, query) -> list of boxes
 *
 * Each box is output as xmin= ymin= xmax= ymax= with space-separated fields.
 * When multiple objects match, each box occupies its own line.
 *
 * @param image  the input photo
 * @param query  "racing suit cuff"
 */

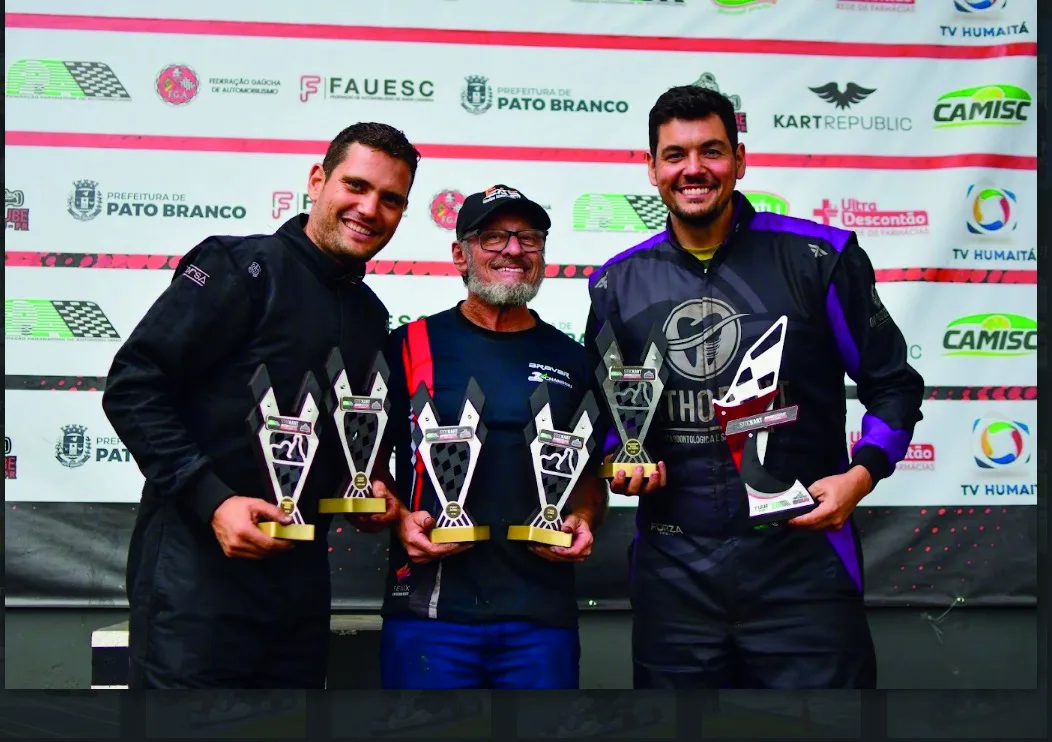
xmin=850 ymin=444 xmax=892 ymax=485
xmin=188 ymin=469 xmax=237 ymax=524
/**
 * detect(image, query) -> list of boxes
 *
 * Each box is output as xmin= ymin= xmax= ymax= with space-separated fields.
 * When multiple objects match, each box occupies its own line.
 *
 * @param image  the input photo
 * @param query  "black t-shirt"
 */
xmin=380 ymin=304 xmax=605 ymax=628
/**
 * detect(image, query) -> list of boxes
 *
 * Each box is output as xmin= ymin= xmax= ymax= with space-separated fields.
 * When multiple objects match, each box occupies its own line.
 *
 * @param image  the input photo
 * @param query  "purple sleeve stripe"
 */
xmin=588 ymin=230 xmax=669 ymax=287
xmin=854 ymin=412 xmax=912 ymax=466
xmin=750 ymin=212 xmax=853 ymax=253
xmin=825 ymin=282 xmax=861 ymax=378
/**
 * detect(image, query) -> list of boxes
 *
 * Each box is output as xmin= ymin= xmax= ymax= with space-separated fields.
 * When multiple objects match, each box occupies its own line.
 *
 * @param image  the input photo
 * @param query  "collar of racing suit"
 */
xmin=663 ymin=190 xmax=757 ymax=269
xmin=277 ymin=213 xmax=368 ymax=284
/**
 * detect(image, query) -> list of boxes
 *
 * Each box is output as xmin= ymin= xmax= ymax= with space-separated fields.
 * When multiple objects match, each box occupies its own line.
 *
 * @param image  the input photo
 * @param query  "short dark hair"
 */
xmin=648 ymin=85 xmax=739 ymax=156
xmin=321 ymin=122 xmax=422 ymax=189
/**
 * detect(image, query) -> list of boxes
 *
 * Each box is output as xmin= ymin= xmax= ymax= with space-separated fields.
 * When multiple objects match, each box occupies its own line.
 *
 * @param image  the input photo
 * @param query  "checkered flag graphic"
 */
xmin=344 ymin=411 xmax=379 ymax=471
xmin=4 ymin=299 xmax=120 ymax=339
xmin=64 ymin=61 xmax=131 ymax=99
xmin=623 ymin=195 xmax=668 ymax=230
xmin=6 ymin=60 xmax=131 ymax=100
xmin=430 ymin=442 xmax=471 ymax=497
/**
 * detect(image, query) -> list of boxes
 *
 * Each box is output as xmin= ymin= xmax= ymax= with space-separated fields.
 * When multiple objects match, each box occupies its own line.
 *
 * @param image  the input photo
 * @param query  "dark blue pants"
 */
xmin=380 ymin=616 xmax=580 ymax=689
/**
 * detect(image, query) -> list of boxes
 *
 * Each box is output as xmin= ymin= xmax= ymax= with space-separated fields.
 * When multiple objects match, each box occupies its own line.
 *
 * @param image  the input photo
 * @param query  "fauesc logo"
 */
xmin=942 ymin=313 xmax=1037 ymax=357
xmin=933 ymin=85 xmax=1032 ymax=128
xmin=971 ymin=415 xmax=1031 ymax=470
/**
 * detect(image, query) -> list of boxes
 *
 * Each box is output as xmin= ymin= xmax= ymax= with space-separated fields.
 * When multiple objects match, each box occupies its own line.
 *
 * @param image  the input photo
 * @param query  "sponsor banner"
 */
xmin=1 ymin=0 xmax=1037 ymax=608
xmin=3 ymin=390 xmax=146 ymax=503
xmin=2 ymin=0 xmax=1037 ymax=45
xmin=2 ymin=34 xmax=1036 ymax=154
xmin=4 ymin=268 xmax=169 ymax=376
xmin=5 ymin=146 xmax=1038 ymax=273
xmin=847 ymin=399 xmax=1036 ymax=506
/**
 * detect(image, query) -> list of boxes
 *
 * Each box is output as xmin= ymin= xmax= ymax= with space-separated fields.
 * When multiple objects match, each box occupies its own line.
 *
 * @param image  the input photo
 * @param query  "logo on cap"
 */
xmin=482 ymin=185 xmax=522 ymax=204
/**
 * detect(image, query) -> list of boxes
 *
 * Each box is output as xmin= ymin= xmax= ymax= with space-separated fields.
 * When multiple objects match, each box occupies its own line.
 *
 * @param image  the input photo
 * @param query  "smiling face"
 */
xmin=304 ymin=142 xmax=412 ymax=263
xmin=647 ymin=114 xmax=746 ymax=230
xmin=452 ymin=208 xmax=546 ymax=307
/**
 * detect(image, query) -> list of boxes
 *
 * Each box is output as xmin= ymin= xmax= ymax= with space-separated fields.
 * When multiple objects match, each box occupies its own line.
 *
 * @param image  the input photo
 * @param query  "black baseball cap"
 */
xmin=455 ymin=184 xmax=551 ymax=240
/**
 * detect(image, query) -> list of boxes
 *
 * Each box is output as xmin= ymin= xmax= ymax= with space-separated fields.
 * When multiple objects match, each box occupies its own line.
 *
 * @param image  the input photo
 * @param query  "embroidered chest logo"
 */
xmin=527 ymin=362 xmax=572 ymax=389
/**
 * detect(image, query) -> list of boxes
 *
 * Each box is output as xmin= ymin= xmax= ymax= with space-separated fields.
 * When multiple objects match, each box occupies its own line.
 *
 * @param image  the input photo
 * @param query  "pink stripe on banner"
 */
xmin=3 ymin=13 xmax=1037 ymax=59
xmin=3 ymin=253 xmax=1038 ymax=284
xmin=4 ymin=132 xmax=1038 ymax=170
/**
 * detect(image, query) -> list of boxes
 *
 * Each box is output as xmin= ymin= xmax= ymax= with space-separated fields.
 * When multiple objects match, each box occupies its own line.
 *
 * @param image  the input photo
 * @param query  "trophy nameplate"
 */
xmin=319 ymin=347 xmax=389 ymax=514
xmin=508 ymin=383 xmax=599 ymax=548
xmin=411 ymin=378 xmax=490 ymax=544
xmin=595 ymin=322 xmax=668 ymax=479
xmin=247 ymin=365 xmax=323 ymax=541
xmin=713 ymin=315 xmax=818 ymax=525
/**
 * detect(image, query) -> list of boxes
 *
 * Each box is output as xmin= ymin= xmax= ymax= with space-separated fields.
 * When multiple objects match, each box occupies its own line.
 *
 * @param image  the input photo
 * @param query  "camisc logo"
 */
xmin=5 ymin=59 xmax=131 ymax=100
xmin=955 ymin=0 xmax=1007 ymax=12
xmin=430 ymin=190 xmax=465 ymax=230
xmin=743 ymin=192 xmax=789 ymax=215
xmin=5 ymin=299 xmax=120 ymax=340
xmin=572 ymin=194 xmax=666 ymax=232
xmin=966 ymin=185 xmax=1017 ymax=235
xmin=156 ymin=64 xmax=199 ymax=105
xmin=942 ymin=313 xmax=1037 ymax=357
xmin=971 ymin=416 xmax=1031 ymax=469
xmin=933 ymin=85 xmax=1031 ymax=128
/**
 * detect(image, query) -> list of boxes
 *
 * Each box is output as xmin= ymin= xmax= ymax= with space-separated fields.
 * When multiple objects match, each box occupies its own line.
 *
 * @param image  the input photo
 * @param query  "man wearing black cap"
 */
xmin=370 ymin=184 xmax=609 ymax=689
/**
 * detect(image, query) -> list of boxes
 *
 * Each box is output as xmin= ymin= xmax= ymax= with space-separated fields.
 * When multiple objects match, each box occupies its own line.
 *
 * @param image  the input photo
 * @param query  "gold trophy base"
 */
xmin=507 ymin=525 xmax=572 ymax=548
xmin=430 ymin=525 xmax=490 ymax=544
xmin=600 ymin=461 xmax=659 ymax=479
xmin=259 ymin=522 xmax=315 ymax=541
xmin=317 ymin=497 xmax=386 ymax=514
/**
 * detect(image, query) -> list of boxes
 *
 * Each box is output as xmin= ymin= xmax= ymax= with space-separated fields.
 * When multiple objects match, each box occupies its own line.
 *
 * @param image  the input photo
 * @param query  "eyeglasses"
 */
xmin=464 ymin=229 xmax=548 ymax=253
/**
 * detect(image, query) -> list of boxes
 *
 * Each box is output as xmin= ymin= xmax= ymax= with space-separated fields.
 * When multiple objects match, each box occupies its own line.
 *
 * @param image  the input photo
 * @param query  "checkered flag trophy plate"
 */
xmin=247 ymin=365 xmax=323 ymax=541
xmin=712 ymin=315 xmax=818 ymax=526
xmin=508 ymin=383 xmax=599 ymax=548
xmin=411 ymin=378 xmax=490 ymax=544
xmin=595 ymin=323 xmax=668 ymax=479
xmin=318 ymin=347 xmax=389 ymax=514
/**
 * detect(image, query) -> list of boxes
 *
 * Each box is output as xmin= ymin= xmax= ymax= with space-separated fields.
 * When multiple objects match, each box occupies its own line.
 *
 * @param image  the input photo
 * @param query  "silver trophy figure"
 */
xmin=247 ymin=365 xmax=323 ymax=541
xmin=319 ymin=347 xmax=390 ymax=514
xmin=713 ymin=315 xmax=817 ymax=525
xmin=411 ymin=378 xmax=490 ymax=544
xmin=508 ymin=383 xmax=599 ymax=548
xmin=594 ymin=322 xmax=668 ymax=479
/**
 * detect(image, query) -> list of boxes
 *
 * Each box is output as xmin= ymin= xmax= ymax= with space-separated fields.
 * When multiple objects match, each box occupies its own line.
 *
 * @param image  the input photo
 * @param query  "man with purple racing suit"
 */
xmin=585 ymin=85 xmax=924 ymax=689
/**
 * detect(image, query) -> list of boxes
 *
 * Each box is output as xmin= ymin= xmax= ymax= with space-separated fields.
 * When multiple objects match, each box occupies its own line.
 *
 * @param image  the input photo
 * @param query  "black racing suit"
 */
xmin=102 ymin=215 xmax=389 ymax=689
xmin=584 ymin=193 xmax=924 ymax=689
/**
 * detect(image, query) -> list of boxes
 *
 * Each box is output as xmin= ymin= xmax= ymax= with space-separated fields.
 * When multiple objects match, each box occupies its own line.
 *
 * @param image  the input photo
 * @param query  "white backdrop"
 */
xmin=4 ymin=1 xmax=1038 ymax=515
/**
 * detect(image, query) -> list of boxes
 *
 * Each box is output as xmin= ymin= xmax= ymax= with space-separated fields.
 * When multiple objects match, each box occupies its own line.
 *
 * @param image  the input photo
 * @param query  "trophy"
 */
xmin=318 ymin=347 xmax=389 ymax=514
xmin=712 ymin=315 xmax=818 ymax=525
xmin=411 ymin=378 xmax=490 ymax=544
xmin=594 ymin=322 xmax=668 ymax=479
xmin=247 ymin=364 xmax=323 ymax=541
xmin=508 ymin=383 xmax=599 ymax=548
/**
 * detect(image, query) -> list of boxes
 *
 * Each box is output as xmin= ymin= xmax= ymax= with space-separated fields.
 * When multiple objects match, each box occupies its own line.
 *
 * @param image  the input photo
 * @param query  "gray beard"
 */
xmin=464 ymin=250 xmax=544 ymax=306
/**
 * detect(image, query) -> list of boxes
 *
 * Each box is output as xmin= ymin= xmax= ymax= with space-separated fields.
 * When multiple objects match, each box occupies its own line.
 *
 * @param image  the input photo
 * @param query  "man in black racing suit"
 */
xmin=102 ymin=123 xmax=418 ymax=688
xmin=585 ymin=86 xmax=924 ymax=689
